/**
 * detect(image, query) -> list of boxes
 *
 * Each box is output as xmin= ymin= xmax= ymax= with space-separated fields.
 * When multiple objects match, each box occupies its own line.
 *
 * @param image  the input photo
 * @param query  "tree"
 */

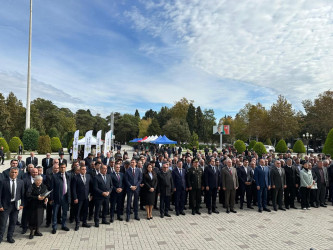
xmin=38 ymin=135 xmax=51 ymax=154
xmin=162 ymin=118 xmax=191 ymax=143
xmin=264 ymin=138 xmax=272 ymax=145
xmin=248 ymin=140 xmax=257 ymax=150
xmin=232 ymin=114 xmax=249 ymax=142
xmin=5 ymin=92 xmax=25 ymax=138
xmin=51 ymin=137 xmax=62 ymax=152
xmin=75 ymin=109 xmax=96 ymax=134
xmin=0 ymin=138 xmax=9 ymax=153
xmin=22 ymin=129 xmax=39 ymax=151
xmin=202 ymin=109 xmax=216 ymax=143
xmin=9 ymin=137 xmax=23 ymax=153
xmin=135 ymin=109 xmax=140 ymax=118
xmin=195 ymin=106 xmax=204 ymax=140
xmin=170 ymin=97 xmax=193 ymax=120
xmin=293 ymin=140 xmax=306 ymax=153
xmin=68 ymin=135 xmax=84 ymax=149
xmin=138 ymin=118 xmax=152 ymax=138
xmin=186 ymin=103 xmax=196 ymax=134
xmin=247 ymin=103 xmax=269 ymax=141
xmin=143 ymin=109 xmax=157 ymax=120
xmin=188 ymin=132 xmax=199 ymax=149
xmin=114 ymin=114 xmax=139 ymax=143
xmin=48 ymin=127 xmax=59 ymax=138
xmin=147 ymin=119 xmax=161 ymax=135
xmin=323 ymin=128 xmax=333 ymax=156
xmin=0 ymin=93 xmax=11 ymax=138
xmin=253 ymin=142 xmax=267 ymax=157
xmin=269 ymin=95 xmax=299 ymax=140
xmin=234 ymin=140 xmax=246 ymax=153
xmin=156 ymin=106 xmax=171 ymax=128
xmin=275 ymin=139 xmax=288 ymax=153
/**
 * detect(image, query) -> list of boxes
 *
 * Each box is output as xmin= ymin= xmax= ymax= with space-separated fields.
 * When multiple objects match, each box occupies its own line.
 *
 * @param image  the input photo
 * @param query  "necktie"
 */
xmin=11 ymin=179 xmax=15 ymax=200
xmin=116 ymin=173 xmax=120 ymax=181
xmin=278 ymin=168 xmax=282 ymax=176
xmin=19 ymin=161 xmax=22 ymax=168
xmin=179 ymin=169 xmax=182 ymax=176
xmin=229 ymin=168 xmax=232 ymax=175
xmin=62 ymin=174 xmax=67 ymax=195
xmin=213 ymin=166 xmax=216 ymax=173
xmin=83 ymin=175 xmax=86 ymax=184
xmin=103 ymin=175 xmax=106 ymax=183
xmin=132 ymin=168 xmax=135 ymax=176
xmin=47 ymin=159 xmax=49 ymax=166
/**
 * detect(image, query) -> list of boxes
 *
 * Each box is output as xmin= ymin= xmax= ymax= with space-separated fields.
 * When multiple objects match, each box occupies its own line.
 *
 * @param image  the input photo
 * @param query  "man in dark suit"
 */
xmin=283 ymin=158 xmax=299 ymax=209
xmin=254 ymin=159 xmax=271 ymax=213
xmin=26 ymin=152 xmax=38 ymax=167
xmin=172 ymin=161 xmax=187 ymax=216
xmin=313 ymin=160 xmax=328 ymax=207
xmin=3 ymin=163 xmax=25 ymax=180
xmin=0 ymin=165 xmax=25 ymax=243
xmin=0 ymin=146 xmax=4 ymax=165
xmin=222 ymin=158 xmax=239 ymax=213
xmin=42 ymin=153 xmax=53 ymax=175
xmin=45 ymin=164 xmax=61 ymax=227
xmin=157 ymin=163 xmax=174 ymax=218
xmin=243 ymin=160 xmax=254 ymax=209
xmin=93 ymin=164 xmax=112 ymax=227
xmin=84 ymin=153 xmax=93 ymax=169
xmin=124 ymin=159 xmax=142 ymax=221
xmin=204 ymin=157 xmax=221 ymax=214
xmin=59 ymin=152 xmax=67 ymax=166
xmin=270 ymin=160 xmax=287 ymax=211
xmin=72 ymin=165 xmax=92 ymax=231
xmin=17 ymin=155 xmax=26 ymax=172
xmin=110 ymin=163 xmax=124 ymax=222
xmin=187 ymin=159 xmax=203 ymax=215
xmin=18 ymin=144 xmax=23 ymax=155
xmin=103 ymin=152 xmax=112 ymax=167
xmin=50 ymin=163 xmax=71 ymax=234
xmin=237 ymin=160 xmax=247 ymax=209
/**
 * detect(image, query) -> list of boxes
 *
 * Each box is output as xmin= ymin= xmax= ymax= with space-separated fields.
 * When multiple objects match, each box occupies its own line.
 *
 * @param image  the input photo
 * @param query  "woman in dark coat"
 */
xmin=26 ymin=175 xmax=48 ymax=239
xmin=143 ymin=163 xmax=158 ymax=220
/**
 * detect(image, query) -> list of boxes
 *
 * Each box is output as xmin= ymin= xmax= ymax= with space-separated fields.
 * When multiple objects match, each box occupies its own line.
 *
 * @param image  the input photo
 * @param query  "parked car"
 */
xmin=264 ymin=145 xmax=275 ymax=152
xmin=304 ymin=146 xmax=314 ymax=153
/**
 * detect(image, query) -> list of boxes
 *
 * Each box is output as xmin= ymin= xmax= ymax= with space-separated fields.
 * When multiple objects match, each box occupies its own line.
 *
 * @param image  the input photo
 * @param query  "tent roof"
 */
xmin=151 ymin=135 xmax=177 ymax=144
xmin=78 ymin=136 xmax=102 ymax=146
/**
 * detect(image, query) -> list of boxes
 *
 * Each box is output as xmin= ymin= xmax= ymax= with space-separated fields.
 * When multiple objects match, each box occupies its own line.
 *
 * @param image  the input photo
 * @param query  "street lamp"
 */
xmin=303 ymin=132 xmax=312 ymax=155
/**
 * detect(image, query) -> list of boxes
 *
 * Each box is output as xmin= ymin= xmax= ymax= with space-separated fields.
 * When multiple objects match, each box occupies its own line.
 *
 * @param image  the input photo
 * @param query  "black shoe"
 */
xmin=184 ymin=206 xmax=187 ymax=210
xmin=290 ymin=206 xmax=298 ymax=209
xmin=279 ymin=207 xmax=286 ymax=211
xmin=110 ymin=217 xmax=114 ymax=223
xmin=196 ymin=211 xmax=201 ymax=215
xmin=34 ymin=231 xmax=43 ymax=236
xmin=180 ymin=211 xmax=185 ymax=215
xmin=176 ymin=212 xmax=179 ymax=216
xmin=164 ymin=214 xmax=171 ymax=217
xmin=267 ymin=203 xmax=272 ymax=206
xmin=160 ymin=214 xmax=164 ymax=218
xmin=273 ymin=207 xmax=278 ymax=211
xmin=192 ymin=210 xmax=195 ymax=215
xmin=102 ymin=221 xmax=110 ymax=225
xmin=247 ymin=206 xmax=254 ymax=209
xmin=95 ymin=223 xmax=99 ymax=228
xmin=7 ymin=238 xmax=15 ymax=244
xmin=230 ymin=209 xmax=237 ymax=213
xmin=212 ymin=210 xmax=219 ymax=214
xmin=134 ymin=217 xmax=140 ymax=221
xmin=263 ymin=208 xmax=271 ymax=212
xmin=258 ymin=209 xmax=262 ymax=213
xmin=117 ymin=217 xmax=123 ymax=221
xmin=320 ymin=204 xmax=327 ymax=207
xmin=21 ymin=228 xmax=27 ymax=234
xmin=208 ymin=209 xmax=212 ymax=214
xmin=285 ymin=206 xmax=290 ymax=209
xmin=75 ymin=225 xmax=79 ymax=231
xmin=82 ymin=223 xmax=91 ymax=228
xmin=52 ymin=229 xmax=57 ymax=234
xmin=226 ymin=209 xmax=230 ymax=214
xmin=88 ymin=216 xmax=93 ymax=221
xmin=16 ymin=221 xmax=21 ymax=226
xmin=62 ymin=226 xmax=70 ymax=231
xmin=126 ymin=217 xmax=130 ymax=222
xmin=147 ymin=218 xmax=150 ymax=220
xmin=45 ymin=223 xmax=50 ymax=228
xmin=240 ymin=206 xmax=243 ymax=210
xmin=29 ymin=233 xmax=34 ymax=239
xmin=169 ymin=208 xmax=173 ymax=211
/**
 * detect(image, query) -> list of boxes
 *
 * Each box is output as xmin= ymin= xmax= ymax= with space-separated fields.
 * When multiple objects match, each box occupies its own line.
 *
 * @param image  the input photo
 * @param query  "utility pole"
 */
xmin=110 ymin=112 xmax=114 ymax=149
xmin=25 ymin=0 xmax=32 ymax=129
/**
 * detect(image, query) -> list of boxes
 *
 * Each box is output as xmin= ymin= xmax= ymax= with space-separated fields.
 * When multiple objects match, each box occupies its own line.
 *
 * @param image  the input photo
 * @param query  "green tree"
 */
xmin=48 ymin=127 xmax=59 ymax=138
xmin=5 ymin=92 xmax=25 ymax=138
xmin=76 ymin=109 xmax=96 ymax=134
xmin=170 ymin=97 xmax=193 ymax=120
xmin=188 ymin=132 xmax=199 ymax=149
xmin=38 ymin=135 xmax=51 ymax=154
xmin=293 ymin=140 xmax=306 ymax=153
xmin=275 ymin=139 xmax=288 ymax=153
xmin=143 ymin=109 xmax=157 ymax=120
xmin=248 ymin=140 xmax=257 ymax=150
xmin=0 ymin=138 xmax=9 ymax=153
xmin=253 ymin=142 xmax=267 ymax=157
xmin=234 ymin=140 xmax=246 ymax=153
xmin=51 ymin=137 xmax=62 ymax=152
xmin=232 ymin=113 xmax=249 ymax=142
xmin=22 ymin=129 xmax=39 ymax=151
xmin=147 ymin=119 xmax=161 ymax=135
xmin=138 ymin=118 xmax=152 ymax=138
xmin=156 ymin=106 xmax=171 ymax=128
xmin=264 ymin=138 xmax=272 ymax=145
xmin=323 ymin=128 xmax=333 ymax=156
xmin=186 ymin=103 xmax=196 ymax=134
xmin=135 ymin=109 xmax=140 ymax=118
xmin=248 ymin=103 xmax=269 ymax=141
xmin=0 ymin=93 xmax=11 ymax=137
xmin=202 ymin=109 xmax=216 ymax=143
xmin=162 ymin=118 xmax=191 ymax=143
xmin=9 ymin=137 xmax=23 ymax=153
xmin=68 ymin=135 xmax=84 ymax=149
xmin=114 ymin=114 xmax=139 ymax=143
xmin=195 ymin=106 xmax=204 ymax=140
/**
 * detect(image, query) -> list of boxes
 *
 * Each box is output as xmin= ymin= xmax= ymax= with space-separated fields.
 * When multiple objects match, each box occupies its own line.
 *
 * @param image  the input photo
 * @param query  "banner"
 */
xmin=104 ymin=130 xmax=111 ymax=153
xmin=73 ymin=130 xmax=79 ymax=160
xmin=223 ymin=125 xmax=230 ymax=135
xmin=84 ymin=130 xmax=93 ymax=159
xmin=96 ymin=130 xmax=102 ymax=156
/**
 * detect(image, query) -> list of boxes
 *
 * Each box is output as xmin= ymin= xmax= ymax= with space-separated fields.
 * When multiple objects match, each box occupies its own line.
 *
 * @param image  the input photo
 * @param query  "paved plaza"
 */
xmin=0 ymin=154 xmax=333 ymax=250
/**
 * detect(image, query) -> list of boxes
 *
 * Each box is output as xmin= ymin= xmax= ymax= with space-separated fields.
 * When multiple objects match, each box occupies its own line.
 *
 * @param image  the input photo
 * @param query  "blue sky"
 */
xmin=0 ymin=0 xmax=332 ymax=120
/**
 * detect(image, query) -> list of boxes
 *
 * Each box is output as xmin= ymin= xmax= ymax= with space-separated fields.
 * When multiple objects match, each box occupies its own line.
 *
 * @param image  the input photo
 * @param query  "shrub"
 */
xmin=68 ymin=136 xmax=84 ymax=149
xmin=0 ymin=138 xmax=9 ymax=153
xmin=253 ymin=142 xmax=267 ymax=157
xmin=293 ymin=140 xmax=306 ymax=153
xmin=48 ymin=127 xmax=59 ymax=138
xmin=38 ymin=135 xmax=51 ymax=154
xmin=323 ymin=128 xmax=333 ymax=157
xmin=22 ymin=129 xmax=39 ymax=151
xmin=248 ymin=140 xmax=257 ymax=150
xmin=51 ymin=137 xmax=62 ymax=152
xmin=264 ymin=138 xmax=272 ymax=145
xmin=234 ymin=140 xmax=246 ymax=153
xmin=188 ymin=132 xmax=199 ymax=150
xmin=275 ymin=139 xmax=288 ymax=153
xmin=9 ymin=137 xmax=24 ymax=153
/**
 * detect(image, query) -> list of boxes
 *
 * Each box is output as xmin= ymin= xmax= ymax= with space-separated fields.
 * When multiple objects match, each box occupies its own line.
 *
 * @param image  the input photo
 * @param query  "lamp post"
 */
xmin=303 ymin=132 xmax=312 ymax=155
xmin=25 ymin=0 xmax=32 ymax=129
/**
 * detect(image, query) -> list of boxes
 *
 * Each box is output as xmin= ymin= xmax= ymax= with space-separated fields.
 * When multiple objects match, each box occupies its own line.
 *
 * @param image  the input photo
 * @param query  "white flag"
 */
xmin=104 ymin=130 xmax=111 ymax=153
xmin=73 ymin=130 xmax=79 ymax=160
xmin=96 ymin=130 xmax=102 ymax=156
xmin=84 ymin=130 xmax=93 ymax=158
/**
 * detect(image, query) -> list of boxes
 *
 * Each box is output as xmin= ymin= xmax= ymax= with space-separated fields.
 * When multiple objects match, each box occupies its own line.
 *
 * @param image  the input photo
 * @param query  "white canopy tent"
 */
xmin=78 ymin=136 xmax=103 ymax=146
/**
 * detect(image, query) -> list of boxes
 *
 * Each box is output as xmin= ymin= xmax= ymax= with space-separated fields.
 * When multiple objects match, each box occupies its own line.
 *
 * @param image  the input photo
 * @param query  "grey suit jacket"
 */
xmin=222 ymin=167 xmax=239 ymax=190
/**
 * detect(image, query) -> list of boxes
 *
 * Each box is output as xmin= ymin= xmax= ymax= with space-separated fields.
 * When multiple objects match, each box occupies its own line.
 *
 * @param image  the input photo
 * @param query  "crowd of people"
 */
xmin=0 ymin=147 xmax=332 ymax=244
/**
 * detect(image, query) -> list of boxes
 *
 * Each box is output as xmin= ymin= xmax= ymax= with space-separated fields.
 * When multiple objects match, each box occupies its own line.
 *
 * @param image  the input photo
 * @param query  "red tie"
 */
xmin=132 ymin=168 xmax=135 ymax=176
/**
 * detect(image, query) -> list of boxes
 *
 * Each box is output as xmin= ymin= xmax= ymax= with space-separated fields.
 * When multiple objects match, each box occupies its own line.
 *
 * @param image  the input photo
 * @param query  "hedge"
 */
xmin=248 ymin=140 xmax=257 ymax=150
xmin=22 ymin=129 xmax=39 ymax=151
xmin=323 ymin=128 xmax=333 ymax=156
xmin=293 ymin=140 xmax=306 ymax=153
xmin=253 ymin=142 xmax=267 ymax=157
xmin=9 ymin=137 xmax=24 ymax=153
xmin=234 ymin=140 xmax=246 ymax=153
xmin=51 ymin=137 xmax=62 ymax=152
xmin=38 ymin=135 xmax=51 ymax=154
xmin=275 ymin=139 xmax=288 ymax=153
xmin=0 ymin=138 xmax=9 ymax=153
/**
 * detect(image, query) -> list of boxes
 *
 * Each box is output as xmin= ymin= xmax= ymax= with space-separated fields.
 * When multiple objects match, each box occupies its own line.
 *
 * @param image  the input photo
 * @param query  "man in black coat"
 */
xmin=50 ymin=163 xmax=71 ymax=234
xmin=312 ymin=161 xmax=328 ymax=207
xmin=204 ymin=157 xmax=221 ymax=214
xmin=157 ymin=163 xmax=174 ymax=218
xmin=270 ymin=160 xmax=287 ymax=211
xmin=110 ymin=163 xmax=124 ymax=222
xmin=45 ymin=164 xmax=61 ymax=227
xmin=283 ymin=159 xmax=299 ymax=209
xmin=72 ymin=165 xmax=92 ymax=231
xmin=0 ymin=146 xmax=4 ymax=165
xmin=26 ymin=152 xmax=38 ymax=167
xmin=59 ymin=152 xmax=67 ymax=166
xmin=0 ymin=166 xmax=25 ymax=244
xmin=93 ymin=165 xmax=112 ymax=227
xmin=42 ymin=153 xmax=53 ymax=175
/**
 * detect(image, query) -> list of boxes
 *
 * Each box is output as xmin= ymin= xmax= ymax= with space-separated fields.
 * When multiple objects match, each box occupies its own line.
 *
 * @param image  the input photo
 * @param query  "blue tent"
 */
xmin=150 ymin=135 xmax=162 ymax=144
xmin=151 ymin=135 xmax=177 ymax=144
xmin=129 ymin=138 xmax=142 ymax=143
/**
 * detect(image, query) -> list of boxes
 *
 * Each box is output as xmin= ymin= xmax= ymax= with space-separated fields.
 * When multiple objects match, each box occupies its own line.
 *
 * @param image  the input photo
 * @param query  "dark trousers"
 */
xmin=21 ymin=205 xmax=28 ymax=230
xmin=174 ymin=188 xmax=186 ymax=213
xmin=0 ymin=202 xmax=19 ymax=240
xmin=251 ymin=183 xmax=257 ymax=205
xmin=120 ymin=192 xmax=127 ymax=214
xmin=94 ymin=198 xmax=109 ymax=223
xmin=126 ymin=191 xmax=139 ymax=217
xmin=160 ymin=195 xmax=170 ymax=215
xmin=225 ymin=189 xmax=236 ymax=209
xmin=257 ymin=186 xmax=268 ymax=209
xmin=110 ymin=192 xmax=123 ymax=218
xmin=317 ymin=184 xmax=326 ymax=205
xmin=75 ymin=199 xmax=89 ymax=225
xmin=300 ymin=187 xmax=310 ymax=209
xmin=219 ymin=189 xmax=225 ymax=206
xmin=330 ymin=184 xmax=333 ymax=204
xmin=189 ymin=189 xmax=201 ymax=211
xmin=0 ymin=156 xmax=4 ymax=164
xmin=88 ymin=198 xmax=94 ymax=218
xmin=284 ymin=186 xmax=296 ymax=208
xmin=69 ymin=201 xmax=76 ymax=221
xmin=206 ymin=188 xmax=217 ymax=210
xmin=272 ymin=187 xmax=283 ymax=209
xmin=46 ymin=202 xmax=61 ymax=225
xmin=52 ymin=198 xmax=69 ymax=230
xmin=245 ymin=184 xmax=252 ymax=207
xmin=310 ymin=189 xmax=317 ymax=205
xmin=238 ymin=186 xmax=246 ymax=207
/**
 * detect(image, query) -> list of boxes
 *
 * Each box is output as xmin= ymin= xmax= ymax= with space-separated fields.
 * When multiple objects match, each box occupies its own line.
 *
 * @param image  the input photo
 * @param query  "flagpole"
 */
xmin=25 ymin=0 xmax=32 ymax=129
